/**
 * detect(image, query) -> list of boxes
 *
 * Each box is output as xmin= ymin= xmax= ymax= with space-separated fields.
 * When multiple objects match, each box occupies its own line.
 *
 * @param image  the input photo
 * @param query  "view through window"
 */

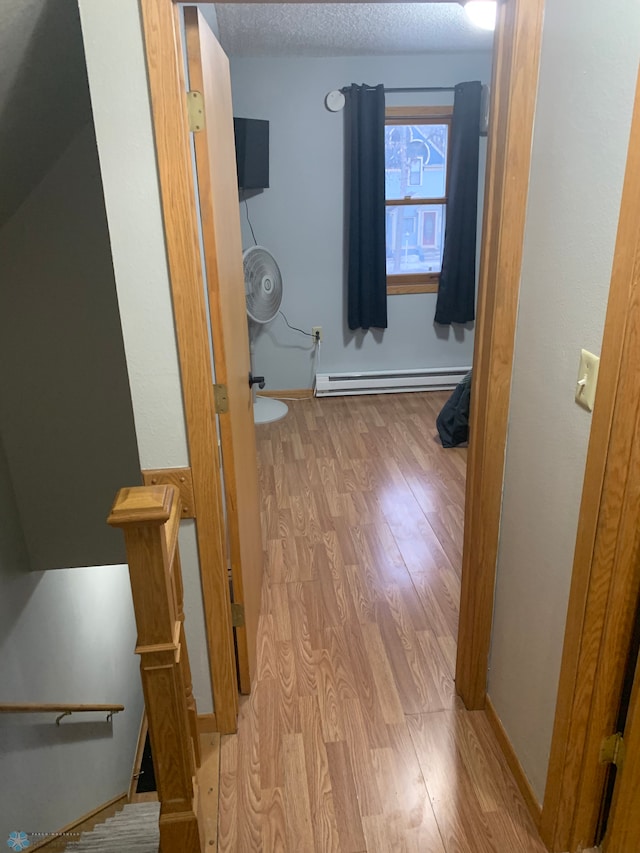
xmin=385 ymin=106 xmax=452 ymax=294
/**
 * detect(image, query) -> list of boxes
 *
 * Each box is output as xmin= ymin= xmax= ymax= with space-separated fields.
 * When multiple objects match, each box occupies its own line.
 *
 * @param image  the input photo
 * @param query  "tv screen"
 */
xmin=233 ymin=118 xmax=269 ymax=190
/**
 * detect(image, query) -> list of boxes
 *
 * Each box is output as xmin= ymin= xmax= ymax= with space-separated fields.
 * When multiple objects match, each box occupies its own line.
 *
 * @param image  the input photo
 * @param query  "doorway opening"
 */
xmin=197 ymin=0 xmax=493 ymax=682
xmin=162 ymin=2 xmax=547 ymax=845
xmin=137 ymin=0 xmax=553 ymax=838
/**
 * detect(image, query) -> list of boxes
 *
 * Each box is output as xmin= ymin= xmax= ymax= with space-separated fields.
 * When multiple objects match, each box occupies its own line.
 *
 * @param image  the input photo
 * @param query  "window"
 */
xmin=385 ymin=106 xmax=452 ymax=294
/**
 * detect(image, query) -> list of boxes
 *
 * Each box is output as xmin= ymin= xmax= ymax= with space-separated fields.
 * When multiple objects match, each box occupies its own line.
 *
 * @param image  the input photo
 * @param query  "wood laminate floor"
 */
xmin=218 ymin=392 xmax=546 ymax=852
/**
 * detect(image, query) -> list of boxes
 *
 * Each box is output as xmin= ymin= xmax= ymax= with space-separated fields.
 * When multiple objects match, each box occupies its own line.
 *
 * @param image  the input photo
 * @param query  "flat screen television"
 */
xmin=233 ymin=117 xmax=269 ymax=190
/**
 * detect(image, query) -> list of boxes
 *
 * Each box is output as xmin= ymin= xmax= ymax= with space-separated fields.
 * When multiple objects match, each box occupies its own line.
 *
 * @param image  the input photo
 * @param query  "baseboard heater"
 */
xmin=314 ymin=366 xmax=471 ymax=397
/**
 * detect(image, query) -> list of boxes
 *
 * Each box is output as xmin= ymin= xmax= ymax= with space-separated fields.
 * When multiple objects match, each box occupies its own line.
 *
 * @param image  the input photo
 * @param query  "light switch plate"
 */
xmin=575 ymin=349 xmax=600 ymax=412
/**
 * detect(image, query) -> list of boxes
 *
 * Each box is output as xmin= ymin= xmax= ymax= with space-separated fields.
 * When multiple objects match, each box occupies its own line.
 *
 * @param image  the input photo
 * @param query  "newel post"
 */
xmin=108 ymin=485 xmax=203 ymax=853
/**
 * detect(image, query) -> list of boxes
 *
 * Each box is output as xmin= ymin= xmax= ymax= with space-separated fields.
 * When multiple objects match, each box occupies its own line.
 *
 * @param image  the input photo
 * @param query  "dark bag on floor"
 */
xmin=436 ymin=370 xmax=472 ymax=448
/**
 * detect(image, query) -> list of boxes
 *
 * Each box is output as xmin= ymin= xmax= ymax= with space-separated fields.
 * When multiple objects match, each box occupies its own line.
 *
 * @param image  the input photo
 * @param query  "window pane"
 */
xmin=385 ymin=124 xmax=448 ymax=200
xmin=386 ymin=204 xmax=446 ymax=275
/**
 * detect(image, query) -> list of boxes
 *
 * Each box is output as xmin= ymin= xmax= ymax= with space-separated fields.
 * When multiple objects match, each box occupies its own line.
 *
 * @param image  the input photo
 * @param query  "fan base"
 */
xmin=254 ymin=395 xmax=288 ymax=425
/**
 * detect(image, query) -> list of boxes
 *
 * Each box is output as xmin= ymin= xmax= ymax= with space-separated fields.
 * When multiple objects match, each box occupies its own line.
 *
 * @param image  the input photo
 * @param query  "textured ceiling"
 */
xmin=0 ymin=1 xmax=489 ymax=227
xmin=0 ymin=0 xmax=92 ymax=227
xmin=215 ymin=3 xmax=494 ymax=57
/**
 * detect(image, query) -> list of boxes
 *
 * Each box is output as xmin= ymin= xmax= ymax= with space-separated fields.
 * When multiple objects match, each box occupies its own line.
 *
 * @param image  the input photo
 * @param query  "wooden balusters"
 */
xmin=108 ymin=485 xmax=203 ymax=853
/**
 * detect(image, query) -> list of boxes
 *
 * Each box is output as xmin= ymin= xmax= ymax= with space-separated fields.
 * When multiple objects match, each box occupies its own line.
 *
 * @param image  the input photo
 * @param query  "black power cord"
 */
xmin=244 ymin=199 xmax=258 ymax=246
xmin=279 ymin=311 xmax=315 ymax=339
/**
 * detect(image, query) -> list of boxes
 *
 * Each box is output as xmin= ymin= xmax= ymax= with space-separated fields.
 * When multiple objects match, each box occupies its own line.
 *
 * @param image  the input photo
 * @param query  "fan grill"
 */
xmin=243 ymin=246 xmax=283 ymax=324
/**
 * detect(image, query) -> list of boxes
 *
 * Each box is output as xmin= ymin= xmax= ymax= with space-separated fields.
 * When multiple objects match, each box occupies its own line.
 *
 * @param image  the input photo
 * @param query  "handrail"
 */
xmin=108 ymin=484 xmax=203 ymax=853
xmin=0 ymin=704 xmax=124 ymax=725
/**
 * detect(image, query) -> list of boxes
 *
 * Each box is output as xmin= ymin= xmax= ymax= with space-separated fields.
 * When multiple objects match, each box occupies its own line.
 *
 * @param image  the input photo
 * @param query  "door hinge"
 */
xmin=230 ymin=602 xmax=245 ymax=627
xmin=187 ymin=90 xmax=205 ymax=132
xmin=599 ymin=733 xmax=625 ymax=769
xmin=213 ymin=383 xmax=229 ymax=414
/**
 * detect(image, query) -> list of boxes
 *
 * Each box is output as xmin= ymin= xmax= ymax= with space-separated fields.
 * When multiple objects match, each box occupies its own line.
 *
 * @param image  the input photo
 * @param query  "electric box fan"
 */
xmin=243 ymin=245 xmax=288 ymax=425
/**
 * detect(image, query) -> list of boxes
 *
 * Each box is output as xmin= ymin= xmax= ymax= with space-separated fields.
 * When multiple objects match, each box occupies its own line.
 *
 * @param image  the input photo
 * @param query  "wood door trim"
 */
xmin=185 ymin=7 xmax=264 ymax=695
xmin=142 ymin=467 xmax=196 ymax=518
xmin=605 ymin=640 xmax=640 ymax=849
xmin=197 ymin=712 xmax=219 ymax=734
xmin=258 ymin=389 xmax=315 ymax=399
xmin=485 ymin=696 xmax=542 ymax=829
xmin=540 ymin=71 xmax=640 ymax=852
xmin=138 ymin=0 xmax=238 ymax=733
xmin=455 ymin=0 xmax=546 ymax=708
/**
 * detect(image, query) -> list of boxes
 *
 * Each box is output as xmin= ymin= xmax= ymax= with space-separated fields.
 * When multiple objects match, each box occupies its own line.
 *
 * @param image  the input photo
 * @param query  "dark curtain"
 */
xmin=346 ymin=84 xmax=387 ymax=331
xmin=434 ymin=81 xmax=482 ymax=326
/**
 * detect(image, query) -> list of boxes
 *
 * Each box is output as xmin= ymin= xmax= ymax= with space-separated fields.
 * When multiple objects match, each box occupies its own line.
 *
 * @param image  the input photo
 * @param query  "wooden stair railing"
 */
xmin=0 ymin=704 xmax=124 ymax=725
xmin=108 ymin=485 xmax=204 ymax=853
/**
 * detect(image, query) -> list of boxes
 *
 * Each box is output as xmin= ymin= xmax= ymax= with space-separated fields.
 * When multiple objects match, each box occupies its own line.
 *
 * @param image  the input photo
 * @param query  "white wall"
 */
xmin=0 ymin=124 xmax=140 ymax=571
xmin=488 ymin=0 xmax=640 ymax=802
xmin=229 ymin=53 xmax=491 ymax=389
xmin=78 ymin=0 xmax=212 ymax=714
xmin=0 ymin=561 xmax=143 ymax=842
xmin=0 ymin=124 xmax=145 ymax=841
xmin=77 ymin=2 xmax=189 ymax=472
xmin=0 ymin=419 xmax=142 ymax=840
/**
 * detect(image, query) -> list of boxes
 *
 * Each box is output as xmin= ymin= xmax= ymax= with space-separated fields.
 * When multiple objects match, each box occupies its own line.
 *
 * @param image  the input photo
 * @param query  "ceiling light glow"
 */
xmin=465 ymin=0 xmax=497 ymax=31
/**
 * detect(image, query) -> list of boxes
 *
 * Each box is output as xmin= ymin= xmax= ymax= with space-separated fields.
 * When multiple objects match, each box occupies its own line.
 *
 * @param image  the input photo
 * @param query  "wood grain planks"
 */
xmin=196 ymin=733 xmax=221 ymax=852
xmin=184 ymin=7 xmax=264 ymax=695
xmin=217 ymin=394 xmax=545 ymax=851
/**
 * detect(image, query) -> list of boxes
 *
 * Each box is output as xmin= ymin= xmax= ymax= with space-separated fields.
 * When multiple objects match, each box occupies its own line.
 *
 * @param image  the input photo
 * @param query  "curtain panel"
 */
xmin=434 ymin=80 xmax=482 ymax=326
xmin=345 ymin=84 xmax=388 ymax=331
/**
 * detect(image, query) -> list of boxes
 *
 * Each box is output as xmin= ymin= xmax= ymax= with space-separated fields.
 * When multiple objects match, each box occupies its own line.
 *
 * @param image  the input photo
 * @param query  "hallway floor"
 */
xmin=218 ymin=393 xmax=546 ymax=852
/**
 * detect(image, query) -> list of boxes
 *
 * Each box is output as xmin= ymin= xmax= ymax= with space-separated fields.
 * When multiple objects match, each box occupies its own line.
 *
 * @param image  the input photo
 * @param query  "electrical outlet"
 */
xmin=312 ymin=326 xmax=323 ymax=342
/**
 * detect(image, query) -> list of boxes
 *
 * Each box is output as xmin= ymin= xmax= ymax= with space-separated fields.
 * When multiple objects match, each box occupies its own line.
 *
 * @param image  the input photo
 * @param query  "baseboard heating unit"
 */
xmin=314 ymin=367 xmax=471 ymax=397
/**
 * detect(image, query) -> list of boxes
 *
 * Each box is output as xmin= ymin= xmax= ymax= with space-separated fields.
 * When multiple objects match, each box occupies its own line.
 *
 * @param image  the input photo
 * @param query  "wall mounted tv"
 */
xmin=233 ymin=117 xmax=269 ymax=190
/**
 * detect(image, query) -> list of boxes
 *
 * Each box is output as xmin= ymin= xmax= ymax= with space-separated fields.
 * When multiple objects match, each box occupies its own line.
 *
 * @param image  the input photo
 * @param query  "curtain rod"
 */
xmin=340 ymin=85 xmax=455 ymax=94
xmin=385 ymin=86 xmax=455 ymax=93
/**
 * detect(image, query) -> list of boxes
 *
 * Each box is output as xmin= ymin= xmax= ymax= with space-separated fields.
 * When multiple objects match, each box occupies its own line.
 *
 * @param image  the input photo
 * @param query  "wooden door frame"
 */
xmin=138 ymin=0 xmax=545 ymax=733
xmin=455 ymin=0 xmax=545 ymax=708
xmin=540 ymin=71 xmax=640 ymax=853
xmin=138 ymin=0 xmax=238 ymax=734
xmin=138 ymin=3 xmax=640 ymax=847
xmin=606 ymin=594 xmax=640 ymax=850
